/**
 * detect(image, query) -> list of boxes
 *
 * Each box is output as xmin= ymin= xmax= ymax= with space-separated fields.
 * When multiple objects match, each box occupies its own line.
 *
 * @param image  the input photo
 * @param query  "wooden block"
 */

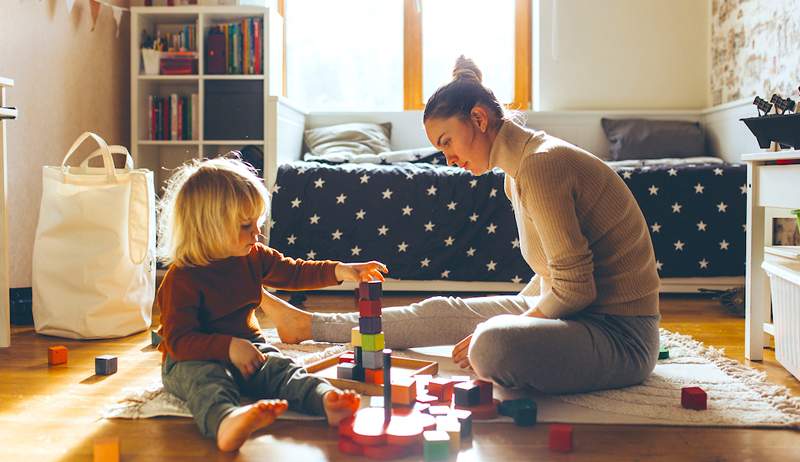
xmin=454 ymin=399 xmax=499 ymax=420
xmin=93 ymin=436 xmax=119 ymax=462
xmin=416 ymin=393 xmax=439 ymax=405
xmin=365 ymin=368 xmax=384 ymax=385
xmin=512 ymin=405 xmax=537 ymax=427
xmin=450 ymin=375 xmax=471 ymax=383
xmin=362 ymin=350 xmax=384 ymax=369
xmin=453 ymin=382 xmax=481 ymax=407
xmin=422 ymin=430 xmax=450 ymax=461
xmin=428 ymin=405 xmax=451 ymax=417
xmin=413 ymin=402 xmax=431 ymax=414
xmin=659 ymin=346 xmax=670 ymax=360
xmin=359 ymin=280 xmax=383 ymax=300
xmin=427 ymin=378 xmax=455 ymax=402
xmin=361 ymin=332 xmax=385 ymax=352
xmin=351 ymin=327 xmax=362 ymax=347
xmin=548 ymin=424 xmax=573 ymax=453
xmin=449 ymin=409 xmax=473 ymax=437
xmin=48 ymin=346 xmax=68 ymax=366
xmin=435 ymin=416 xmax=461 ymax=453
xmin=475 ymin=380 xmax=493 ymax=404
xmin=338 ymin=437 xmax=363 ymax=456
xmin=338 ymin=352 xmax=355 ymax=364
xmin=95 ymin=355 xmax=118 ymax=376
xmin=358 ymin=299 xmax=383 ymax=317
xmin=391 ymin=377 xmax=417 ymax=405
xmin=337 ymin=363 xmax=356 ymax=379
xmin=681 ymin=386 xmax=707 ymax=410
xmin=359 ymin=316 xmax=382 ymax=334
xmin=150 ymin=329 xmax=161 ymax=347
xmin=498 ymin=398 xmax=536 ymax=417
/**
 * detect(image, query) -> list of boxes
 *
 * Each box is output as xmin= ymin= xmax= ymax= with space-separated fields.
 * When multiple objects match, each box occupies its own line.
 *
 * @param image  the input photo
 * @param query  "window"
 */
xmin=284 ymin=0 xmax=531 ymax=111
xmin=285 ymin=0 xmax=403 ymax=111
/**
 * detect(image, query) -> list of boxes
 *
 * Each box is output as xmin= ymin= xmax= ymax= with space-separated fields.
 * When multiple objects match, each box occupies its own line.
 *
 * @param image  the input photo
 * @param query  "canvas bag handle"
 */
xmin=61 ymin=132 xmax=116 ymax=179
xmin=79 ymin=145 xmax=134 ymax=171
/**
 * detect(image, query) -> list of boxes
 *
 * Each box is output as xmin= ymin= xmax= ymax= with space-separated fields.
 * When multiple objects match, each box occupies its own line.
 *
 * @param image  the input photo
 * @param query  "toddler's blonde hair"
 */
xmin=157 ymin=155 xmax=270 ymax=268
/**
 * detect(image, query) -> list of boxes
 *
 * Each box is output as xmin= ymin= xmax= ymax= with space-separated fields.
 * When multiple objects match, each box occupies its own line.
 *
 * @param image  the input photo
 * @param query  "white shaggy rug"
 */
xmin=104 ymin=328 xmax=800 ymax=428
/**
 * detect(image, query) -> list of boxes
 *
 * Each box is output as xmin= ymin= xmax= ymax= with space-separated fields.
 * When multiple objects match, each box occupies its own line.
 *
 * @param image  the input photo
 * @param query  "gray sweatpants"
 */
xmin=162 ymin=340 xmax=335 ymax=438
xmin=312 ymin=295 xmax=660 ymax=394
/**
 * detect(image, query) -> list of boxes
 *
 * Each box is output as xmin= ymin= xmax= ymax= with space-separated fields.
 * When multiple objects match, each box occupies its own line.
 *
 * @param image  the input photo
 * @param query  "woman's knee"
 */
xmin=468 ymin=316 xmax=518 ymax=385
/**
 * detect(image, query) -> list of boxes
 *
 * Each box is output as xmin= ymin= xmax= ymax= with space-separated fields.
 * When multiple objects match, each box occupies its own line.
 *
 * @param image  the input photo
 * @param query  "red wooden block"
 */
xmin=48 ymin=345 xmax=68 ymax=366
xmin=475 ymin=380 xmax=493 ymax=404
xmin=681 ymin=386 xmax=707 ymax=410
xmin=363 ymin=443 xmax=410 ymax=460
xmin=359 ymin=299 xmax=382 ymax=317
xmin=338 ymin=437 xmax=363 ymax=456
xmin=454 ymin=399 xmax=500 ymax=420
xmin=548 ymin=424 xmax=573 ymax=453
xmin=365 ymin=368 xmax=384 ymax=385
xmin=338 ymin=352 xmax=355 ymax=364
xmin=391 ymin=377 xmax=417 ymax=406
xmin=427 ymin=378 xmax=456 ymax=402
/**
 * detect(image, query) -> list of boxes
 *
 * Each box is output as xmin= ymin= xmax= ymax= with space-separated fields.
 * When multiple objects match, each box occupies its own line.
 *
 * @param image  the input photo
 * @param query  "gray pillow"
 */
xmin=601 ymin=118 xmax=706 ymax=161
xmin=304 ymin=122 xmax=392 ymax=157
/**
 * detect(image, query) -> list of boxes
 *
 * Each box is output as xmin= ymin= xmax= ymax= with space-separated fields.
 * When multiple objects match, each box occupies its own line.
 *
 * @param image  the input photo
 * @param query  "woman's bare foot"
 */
xmin=261 ymin=290 xmax=313 ymax=344
xmin=216 ymin=399 xmax=288 ymax=452
xmin=323 ymin=390 xmax=361 ymax=426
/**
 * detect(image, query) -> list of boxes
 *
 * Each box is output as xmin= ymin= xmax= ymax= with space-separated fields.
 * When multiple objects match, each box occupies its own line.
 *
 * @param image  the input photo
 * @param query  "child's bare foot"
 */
xmin=216 ymin=399 xmax=288 ymax=452
xmin=323 ymin=390 xmax=361 ymax=426
xmin=261 ymin=291 xmax=312 ymax=344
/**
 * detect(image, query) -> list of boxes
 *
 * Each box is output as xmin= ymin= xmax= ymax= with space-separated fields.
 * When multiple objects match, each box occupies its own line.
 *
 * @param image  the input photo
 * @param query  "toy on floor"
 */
xmin=658 ymin=346 xmax=669 ymax=360
xmin=681 ymin=386 xmax=707 ymax=410
xmin=451 ymin=379 xmax=498 ymax=419
xmin=48 ymin=345 xmax=68 ymax=365
xmin=548 ymin=423 xmax=573 ymax=453
xmin=499 ymin=398 xmax=537 ymax=426
xmin=95 ymin=355 xmax=118 ymax=376
xmin=339 ymin=281 xmax=385 ymax=384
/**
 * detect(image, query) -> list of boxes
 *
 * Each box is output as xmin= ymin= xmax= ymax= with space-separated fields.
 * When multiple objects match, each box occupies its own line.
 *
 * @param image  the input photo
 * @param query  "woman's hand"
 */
xmin=228 ymin=337 xmax=266 ymax=378
xmin=335 ymin=261 xmax=389 ymax=282
xmin=451 ymin=334 xmax=473 ymax=370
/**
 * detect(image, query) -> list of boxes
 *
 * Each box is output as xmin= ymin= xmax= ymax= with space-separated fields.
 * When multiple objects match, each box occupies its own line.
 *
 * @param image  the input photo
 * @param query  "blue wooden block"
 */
xmin=358 ymin=281 xmax=382 ymax=300
xmin=513 ymin=405 xmax=537 ymax=427
xmin=95 ymin=355 xmax=118 ymax=375
xmin=454 ymin=382 xmax=481 ymax=407
xmin=337 ymin=362 xmax=356 ymax=379
xmin=362 ymin=350 xmax=384 ymax=369
xmin=359 ymin=316 xmax=382 ymax=334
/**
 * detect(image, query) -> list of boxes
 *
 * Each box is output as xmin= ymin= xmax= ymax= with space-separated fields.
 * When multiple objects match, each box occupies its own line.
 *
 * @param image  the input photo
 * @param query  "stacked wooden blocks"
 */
xmin=339 ymin=281 xmax=385 ymax=385
xmin=452 ymin=379 xmax=498 ymax=419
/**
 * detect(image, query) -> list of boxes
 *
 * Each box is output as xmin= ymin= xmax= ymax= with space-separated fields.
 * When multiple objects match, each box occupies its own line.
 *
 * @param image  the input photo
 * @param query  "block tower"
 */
xmin=338 ymin=280 xmax=385 ymax=384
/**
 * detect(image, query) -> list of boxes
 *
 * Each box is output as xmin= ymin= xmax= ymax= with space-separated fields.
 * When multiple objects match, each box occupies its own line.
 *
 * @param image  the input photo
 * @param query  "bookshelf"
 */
xmin=130 ymin=5 xmax=284 ymax=192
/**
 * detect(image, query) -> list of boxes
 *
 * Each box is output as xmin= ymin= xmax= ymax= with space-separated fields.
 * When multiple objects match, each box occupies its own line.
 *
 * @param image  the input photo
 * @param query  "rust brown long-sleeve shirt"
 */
xmin=157 ymin=243 xmax=340 ymax=362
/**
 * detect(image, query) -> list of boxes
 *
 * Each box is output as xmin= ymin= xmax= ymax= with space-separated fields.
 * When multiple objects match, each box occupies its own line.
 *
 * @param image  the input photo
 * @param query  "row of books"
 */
xmin=142 ymin=24 xmax=197 ymax=52
xmin=147 ymin=94 xmax=199 ymax=141
xmin=206 ymin=17 xmax=262 ymax=75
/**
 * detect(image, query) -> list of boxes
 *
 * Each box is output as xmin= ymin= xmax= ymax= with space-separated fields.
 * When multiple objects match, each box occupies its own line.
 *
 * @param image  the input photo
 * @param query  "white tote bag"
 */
xmin=32 ymin=132 xmax=156 ymax=339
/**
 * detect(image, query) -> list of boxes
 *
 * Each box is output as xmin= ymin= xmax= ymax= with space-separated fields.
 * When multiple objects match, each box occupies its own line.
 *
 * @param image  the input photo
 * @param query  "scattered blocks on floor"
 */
xmin=391 ymin=377 xmax=417 ymax=405
xmin=428 ymin=405 xmax=451 ymax=417
xmin=499 ymin=398 xmax=538 ymax=426
xmin=358 ymin=280 xmax=383 ymax=300
xmin=48 ymin=345 xmax=68 ymax=366
xmin=475 ymin=380 xmax=493 ymax=404
xmin=450 ymin=409 xmax=473 ymax=437
xmin=361 ymin=332 xmax=385 ymax=352
xmin=150 ymin=329 xmax=161 ymax=347
xmin=681 ymin=386 xmax=707 ymax=410
xmin=435 ymin=416 xmax=461 ymax=453
xmin=422 ymin=430 xmax=450 ymax=461
xmin=95 ymin=355 xmax=118 ymax=376
xmin=454 ymin=381 xmax=481 ymax=406
xmin=93 ymin=436 xmax=119 ymax=462
xmin=337 ymin=362 xmax=356 ymax=380
xmin=548 ymin=424 xmax=573 ymax=453
xmin=454 ymin=398 xmax=499 ymax=420
xmin=659 ymin=346 xmax=670 ymax=360
xmin=427 ymin=378 xmax=456 ymax=402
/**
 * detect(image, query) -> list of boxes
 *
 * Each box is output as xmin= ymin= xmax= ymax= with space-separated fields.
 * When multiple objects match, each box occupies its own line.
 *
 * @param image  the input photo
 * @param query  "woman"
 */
xmin=267 ymin=56 xmax=660 ymax=394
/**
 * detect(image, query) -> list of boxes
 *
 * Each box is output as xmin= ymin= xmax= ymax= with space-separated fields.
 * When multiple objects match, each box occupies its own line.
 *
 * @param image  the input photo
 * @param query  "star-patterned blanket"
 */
xmin=268 ymin=159 xmax=746 ymax=282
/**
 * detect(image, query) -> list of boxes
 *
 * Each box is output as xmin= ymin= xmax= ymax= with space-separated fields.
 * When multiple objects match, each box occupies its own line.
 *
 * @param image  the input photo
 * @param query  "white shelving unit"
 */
xmin=130 ymin=5 xmax=284 ymax=192
xmin=0 ymin=77 xmax=15 ymax=348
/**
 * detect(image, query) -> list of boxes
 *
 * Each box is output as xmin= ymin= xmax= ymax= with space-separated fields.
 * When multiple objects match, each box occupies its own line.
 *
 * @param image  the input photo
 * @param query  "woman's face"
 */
xmin=424 ymin=109 xmax=494 ymax=175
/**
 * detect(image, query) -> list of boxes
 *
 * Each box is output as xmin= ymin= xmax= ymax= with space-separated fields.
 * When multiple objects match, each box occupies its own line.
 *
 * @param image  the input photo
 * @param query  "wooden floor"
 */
xmin=1 ymin=293 xmax=798 ymax=461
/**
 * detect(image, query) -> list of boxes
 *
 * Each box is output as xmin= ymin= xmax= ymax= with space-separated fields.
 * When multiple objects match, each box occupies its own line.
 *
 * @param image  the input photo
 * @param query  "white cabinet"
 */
xmin=0 ymin=77 xmax=15 ymax=348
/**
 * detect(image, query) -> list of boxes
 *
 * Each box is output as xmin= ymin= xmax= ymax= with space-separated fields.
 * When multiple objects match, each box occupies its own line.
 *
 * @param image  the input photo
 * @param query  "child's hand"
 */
xmin=229 ymin=337 xmax=266 ymax=378
xmin=335 ymin=261 xmax=388 ymax=283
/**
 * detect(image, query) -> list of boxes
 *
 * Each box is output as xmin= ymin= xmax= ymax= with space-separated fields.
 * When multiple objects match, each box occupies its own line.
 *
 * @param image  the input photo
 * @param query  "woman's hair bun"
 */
xmin=452 ymin=55 xmax=482 ymax=84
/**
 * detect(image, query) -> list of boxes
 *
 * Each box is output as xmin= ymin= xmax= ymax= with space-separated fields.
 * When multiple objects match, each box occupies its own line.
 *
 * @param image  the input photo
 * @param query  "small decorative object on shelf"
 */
xmin=740 ymin=86 xmax=800 ymax=150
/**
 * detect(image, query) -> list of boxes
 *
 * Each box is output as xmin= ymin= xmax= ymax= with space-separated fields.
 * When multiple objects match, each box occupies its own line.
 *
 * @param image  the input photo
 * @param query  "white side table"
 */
xmin=742 ymin=149 xmax=800 ymax=360
xmin=0 ymin=77 xmax=15 ymax=348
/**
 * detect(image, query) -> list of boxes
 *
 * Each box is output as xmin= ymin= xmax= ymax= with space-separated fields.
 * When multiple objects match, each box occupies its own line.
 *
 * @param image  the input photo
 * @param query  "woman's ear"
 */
xmin=471 ymin=106 xmax=489 ymax=133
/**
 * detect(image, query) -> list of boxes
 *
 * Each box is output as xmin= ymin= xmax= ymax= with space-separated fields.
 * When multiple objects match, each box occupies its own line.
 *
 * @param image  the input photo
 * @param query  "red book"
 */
xmin=254 ymin=18 xmax=260 ymax=74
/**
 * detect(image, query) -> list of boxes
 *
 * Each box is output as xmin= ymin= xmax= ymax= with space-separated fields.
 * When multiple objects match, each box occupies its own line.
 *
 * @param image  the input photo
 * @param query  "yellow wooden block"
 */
xmin=351 ymin=327 xmax=362 ymax=347
xmin=361 ymin=332 xmax=385 ymax=351
xmin=94 ymin=436 xmax=119 ymax=462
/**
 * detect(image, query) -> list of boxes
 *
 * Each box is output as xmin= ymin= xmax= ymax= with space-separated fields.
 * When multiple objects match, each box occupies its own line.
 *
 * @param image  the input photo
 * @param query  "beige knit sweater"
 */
xmin=488 ymin=120 xmax=660 ymax=318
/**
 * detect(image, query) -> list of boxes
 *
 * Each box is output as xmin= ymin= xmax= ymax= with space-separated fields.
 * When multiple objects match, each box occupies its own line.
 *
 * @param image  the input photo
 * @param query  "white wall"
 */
xmin=0 ymin=1 xmax=130 ymax=288
xmin=535 ymin=0 xmax=709 ymax=111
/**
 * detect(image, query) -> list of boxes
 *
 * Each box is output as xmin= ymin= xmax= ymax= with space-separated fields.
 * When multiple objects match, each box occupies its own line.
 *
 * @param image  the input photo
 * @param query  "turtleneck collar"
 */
xmin=487 ymin=119 xmax=541 ymax=179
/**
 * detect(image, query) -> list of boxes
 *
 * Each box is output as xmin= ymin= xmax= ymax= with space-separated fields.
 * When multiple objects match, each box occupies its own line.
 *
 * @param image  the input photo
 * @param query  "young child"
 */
xmin=156 ymin=156 xmax=388 ymax=451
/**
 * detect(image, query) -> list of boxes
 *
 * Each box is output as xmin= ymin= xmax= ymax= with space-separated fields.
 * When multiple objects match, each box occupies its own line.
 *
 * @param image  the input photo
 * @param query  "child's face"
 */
xmin=230 ymin=217 xmax=261 ymax=257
